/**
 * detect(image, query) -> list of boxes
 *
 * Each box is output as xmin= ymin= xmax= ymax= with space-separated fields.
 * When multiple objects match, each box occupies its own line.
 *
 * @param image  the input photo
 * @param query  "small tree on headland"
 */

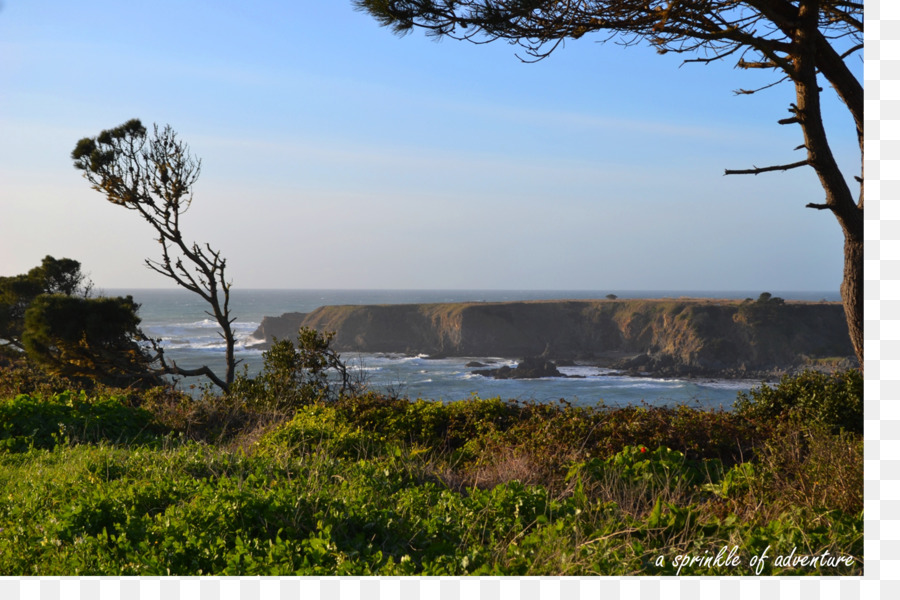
xmin=72 ymin=119 xmax=236 ymax=391
xmin=355 ymin=0 xmax=864 ymax=369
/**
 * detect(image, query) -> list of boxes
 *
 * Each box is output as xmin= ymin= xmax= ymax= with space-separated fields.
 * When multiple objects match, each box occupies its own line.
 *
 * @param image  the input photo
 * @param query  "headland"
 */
xmin=249 ymin=298 xmax=855 ymax=379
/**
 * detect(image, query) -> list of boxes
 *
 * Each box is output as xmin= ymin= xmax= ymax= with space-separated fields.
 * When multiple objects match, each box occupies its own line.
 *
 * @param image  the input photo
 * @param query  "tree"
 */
xmin=1 ymin=256 xmax=160 ymax=387
xmin=0 ymin=256 xmax=91 ymax=353
xmin=355 ymin=0 xmax=864 ymax=368
xmin=72 ymin=120 xmax=237 ymax=391
xmin=23 ymin=294 xmax=161 ymax=388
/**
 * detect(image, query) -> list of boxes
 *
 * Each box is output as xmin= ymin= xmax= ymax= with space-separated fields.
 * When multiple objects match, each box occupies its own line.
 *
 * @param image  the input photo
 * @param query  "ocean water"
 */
xmin=107 ymin=288 xmax=840 ymax=410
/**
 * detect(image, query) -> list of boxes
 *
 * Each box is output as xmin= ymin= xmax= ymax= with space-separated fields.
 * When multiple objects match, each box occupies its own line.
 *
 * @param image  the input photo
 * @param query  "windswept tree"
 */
xmin=1 ymin=256 xmax=160 ymax=387
xmin=355 ymin=0 xmax=864 ymax=367
xmin=23 ymin=294 xmax=161 ymax=388
xmin=72 ymin=120 xmax=237 ymax=390
xmin=0 ymin=255 xmax=91 ymax=353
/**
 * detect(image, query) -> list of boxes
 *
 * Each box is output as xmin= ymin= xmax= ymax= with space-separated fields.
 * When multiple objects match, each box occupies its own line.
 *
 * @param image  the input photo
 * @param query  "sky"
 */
xmin=0 ymin=1 xmax=865 ymax=291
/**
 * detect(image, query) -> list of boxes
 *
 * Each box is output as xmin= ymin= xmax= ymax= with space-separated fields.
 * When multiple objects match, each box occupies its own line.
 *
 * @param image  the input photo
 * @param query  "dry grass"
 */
xmin=711 ymin=420 xmax=863 ymax=522
xmin=431 ymin=448 xmax=558 ymax=494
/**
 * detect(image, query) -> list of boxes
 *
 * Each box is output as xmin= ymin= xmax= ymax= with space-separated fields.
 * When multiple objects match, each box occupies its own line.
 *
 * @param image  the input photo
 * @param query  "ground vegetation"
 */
xmin=0 ymin=339 xmax=862 ymax=575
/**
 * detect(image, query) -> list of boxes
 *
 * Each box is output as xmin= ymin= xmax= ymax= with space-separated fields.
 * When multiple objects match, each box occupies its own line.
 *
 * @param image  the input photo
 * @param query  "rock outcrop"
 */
xmin=472 ymin=357 xmax=565 ymax=379
xmin=248 ymin=312 xmax=307 ymax=346
xmin=249 ymin=299 xmax=855 ymax=377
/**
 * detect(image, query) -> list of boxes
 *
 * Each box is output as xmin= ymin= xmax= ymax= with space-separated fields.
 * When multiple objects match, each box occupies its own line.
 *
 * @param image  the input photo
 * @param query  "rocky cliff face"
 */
xmin=249 ymin=299 xmax=855 ymax=377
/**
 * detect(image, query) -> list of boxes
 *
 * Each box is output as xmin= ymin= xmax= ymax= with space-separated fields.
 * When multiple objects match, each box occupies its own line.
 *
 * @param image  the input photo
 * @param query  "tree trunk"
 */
xmin=793 ymin=0 xmax=864 ymax=370
xmin=841 ymin=232 xmax=864 ymax=370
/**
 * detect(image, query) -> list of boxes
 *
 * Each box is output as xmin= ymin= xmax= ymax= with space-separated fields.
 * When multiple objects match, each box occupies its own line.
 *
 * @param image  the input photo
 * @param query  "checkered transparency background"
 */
xmin=0 ymin=3 xmax=891 ymax=599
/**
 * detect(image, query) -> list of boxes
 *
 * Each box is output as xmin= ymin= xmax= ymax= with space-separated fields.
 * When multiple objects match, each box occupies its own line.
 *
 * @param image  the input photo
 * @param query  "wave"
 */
xmin=341 ymin=360 xmax=383 ymax=373
xmin=145 ymin=319 xmax=258 ymax=329
xmin=140 ymin=318 xmax=262 ymax=354
xmin=558 ymin=366 xmax=605 ymax=378
xmin=145 ymin=320 xmax=257 ymax=333
xmin=697 ymin=379 xmax=763 ymax=390
xmin=395 ymin=354 xmax=431 ymax=363
xmin=146 ymin=335 xmax=264 ymax=352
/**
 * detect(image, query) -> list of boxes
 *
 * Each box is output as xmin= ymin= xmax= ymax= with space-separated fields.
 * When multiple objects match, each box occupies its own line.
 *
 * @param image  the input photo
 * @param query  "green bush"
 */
xmin=0 ymin=391 xmax=159 ymax=451
xmin=0 ymin=401 xmax=863 ymax=575
xmin=734 ymin=369 xmax=863 ymax=434
xmin=231 ymin=328 xmax=355 ymax=413
xmin=571 ymin=445 xmax=724 ymax=506
xmin=254 ymin=404 xmax=384 ymax=458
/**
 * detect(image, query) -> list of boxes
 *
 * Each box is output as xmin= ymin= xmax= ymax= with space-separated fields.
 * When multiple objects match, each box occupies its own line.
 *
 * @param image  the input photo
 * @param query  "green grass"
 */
xmin=0 ymin=367 xmax=863 ymax=575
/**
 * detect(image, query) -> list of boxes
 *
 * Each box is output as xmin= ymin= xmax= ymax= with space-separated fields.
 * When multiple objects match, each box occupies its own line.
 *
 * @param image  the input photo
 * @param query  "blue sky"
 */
xmin=1 ymin=1 xmax=863 ymax=291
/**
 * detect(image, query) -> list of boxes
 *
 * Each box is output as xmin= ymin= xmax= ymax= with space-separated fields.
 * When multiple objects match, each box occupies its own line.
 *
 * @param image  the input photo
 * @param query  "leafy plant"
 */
xmin=231 ymin=328 xmax=355 ymax=412
xmin=735 ymin=369 xmax=863 ymax=434
xmin=0 ymin=368 xmax=863 ymax=576
xmin=254 ymin=404 xmax=383 ymax=459
xmin=0 ymin=391 xmax=158 ymax=452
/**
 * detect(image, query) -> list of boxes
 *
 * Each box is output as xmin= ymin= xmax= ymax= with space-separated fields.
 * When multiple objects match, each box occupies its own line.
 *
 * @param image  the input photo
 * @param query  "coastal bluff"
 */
xmin=249 ymin=299 xmax=854 ymax=377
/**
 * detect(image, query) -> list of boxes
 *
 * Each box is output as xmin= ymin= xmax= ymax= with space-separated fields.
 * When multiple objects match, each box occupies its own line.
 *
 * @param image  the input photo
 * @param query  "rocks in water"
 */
xmin=472 ymin=357 xmax=565 ymax=379
xmin=465 ymin=361 xmax=488 ymax=368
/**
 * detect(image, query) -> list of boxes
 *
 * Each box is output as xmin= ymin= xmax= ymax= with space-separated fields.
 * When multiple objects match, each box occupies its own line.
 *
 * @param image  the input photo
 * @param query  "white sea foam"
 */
xmin=558 ymin=366 xmax=605 ymax=378
xmin=698 ymin=379 xmax=763 ymax=390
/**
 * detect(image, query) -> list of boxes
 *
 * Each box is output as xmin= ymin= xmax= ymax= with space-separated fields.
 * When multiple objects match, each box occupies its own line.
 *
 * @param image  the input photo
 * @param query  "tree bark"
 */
xmin=841 ymin=235 xmax=864 ymax=369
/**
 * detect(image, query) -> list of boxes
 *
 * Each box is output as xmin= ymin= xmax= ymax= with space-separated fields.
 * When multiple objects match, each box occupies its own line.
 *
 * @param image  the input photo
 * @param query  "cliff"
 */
xmin=248 ymin=299 xmax=855 ymax=377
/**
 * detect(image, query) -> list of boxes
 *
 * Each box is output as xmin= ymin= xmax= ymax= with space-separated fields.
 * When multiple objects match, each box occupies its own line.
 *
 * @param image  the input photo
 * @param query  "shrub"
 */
xmin=231 ymin=328 xmax=356 ymax=413
xmin=570 ymin=445 xmax=724 ymax=516
xmin=138 ymin=386 xmax=269 ymax=445
xmin=254 ymin=404 xmax=383 ymax=459
xmin=734 ymin=369 xmax=863 ymax=434
xmin=0 ymin=391 xmax=159 ymax=451
xmin=0 ymin=357 xmax=82 ymax=397
xmin=705 ymin=420 xmax=863 ymax=519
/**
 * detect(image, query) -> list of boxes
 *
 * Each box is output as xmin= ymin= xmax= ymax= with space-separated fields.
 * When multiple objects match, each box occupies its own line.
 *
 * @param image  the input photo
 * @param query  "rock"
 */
xmin=616 ymin=354 xmax=651 ymax=369
xmin=248 ymin=312 xmax=307 ymax=347
xmin=473 ymin=357 xmax=564 ymax=379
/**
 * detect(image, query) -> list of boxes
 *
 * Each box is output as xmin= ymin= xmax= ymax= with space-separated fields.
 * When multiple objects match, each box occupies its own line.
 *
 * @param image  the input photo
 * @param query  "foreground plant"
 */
xmin=0 ymin=369 xmax=862 ymax=575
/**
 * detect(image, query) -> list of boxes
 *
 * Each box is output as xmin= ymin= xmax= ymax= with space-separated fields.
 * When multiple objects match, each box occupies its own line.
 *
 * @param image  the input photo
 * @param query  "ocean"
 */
xmin=108 ymin=288 xmax=841 ymax=410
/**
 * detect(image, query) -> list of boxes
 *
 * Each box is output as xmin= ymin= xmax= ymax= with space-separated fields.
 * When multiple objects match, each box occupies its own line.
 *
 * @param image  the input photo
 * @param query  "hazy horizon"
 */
xmin=102 ymin=286 xmax=842 ymax=294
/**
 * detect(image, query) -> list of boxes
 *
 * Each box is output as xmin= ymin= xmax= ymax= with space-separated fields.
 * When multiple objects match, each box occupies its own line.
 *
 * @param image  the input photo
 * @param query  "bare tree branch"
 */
xmin=736 ymin=75 xmax=791 ymax=95
xmin=724 ymin=160 xmax=810 ymax=175
xmin=72 ymin=119 xmax=237 ymax=391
